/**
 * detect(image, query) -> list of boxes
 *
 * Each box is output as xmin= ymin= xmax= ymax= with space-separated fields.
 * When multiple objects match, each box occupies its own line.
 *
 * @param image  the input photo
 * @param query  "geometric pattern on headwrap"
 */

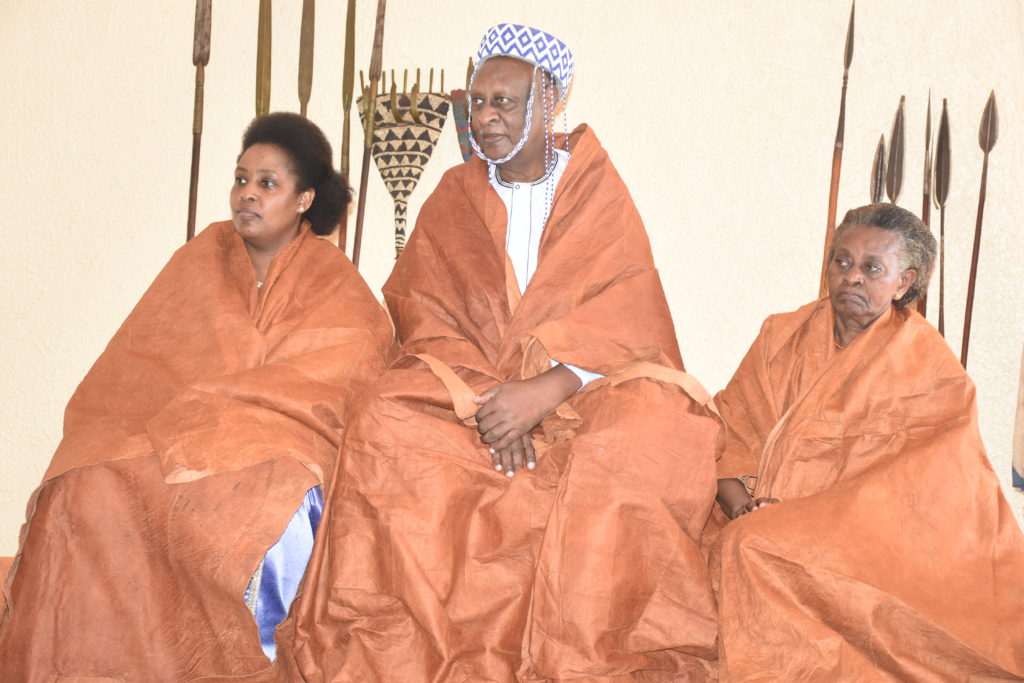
xmin=476 ymin=24 xmax=574 ymax=100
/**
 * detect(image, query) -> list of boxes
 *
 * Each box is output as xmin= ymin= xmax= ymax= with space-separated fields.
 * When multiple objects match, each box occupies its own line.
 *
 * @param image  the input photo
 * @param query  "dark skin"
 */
xmin=231 ymin=143 xmax=314 ymax=282
xmin=827 ymin=224 xmax=917 ymax=348
xmin=474 ymin=365 xmax=582 ymax=477
xmin=469 ymin=57 xmax=579 ymax=476
xmin=715 ymin=224 xmax=918 ymax=519
xmin=716 ymin=479 xmax=779 ymax=520
xmin=470 ymin=56 xmax=556 ymax=183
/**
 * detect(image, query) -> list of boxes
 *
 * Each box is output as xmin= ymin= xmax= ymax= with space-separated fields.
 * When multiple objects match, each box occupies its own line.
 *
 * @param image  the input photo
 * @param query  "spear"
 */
xmin=818 ymin=1 xmax=855 ymax=298
xmin=186 ymin=0 xmax=211 ymax=242
xmin=256 ymin=0 xmax=272 ymax=116
xmin=870 ymin=134 xmax=885 ymax=203
xmin=885 ymin=96 xmax=905 ymax=204
xmin=918 ymin=92 xmax=933 ymax=317
xmin=933 ymin=99 xmax=951 ymax=337
xmin=298 ymin=0 xmax=315 ymax=117
xmin=961 ymin=91 xmax=999 ymax=368
xmin=352 ymin=0 xmax=387 ymax=269
xmin=337 ymin=0 xmax=355 ymax=250
xmin=1014 ymin=344 xmax=1024 ymax=492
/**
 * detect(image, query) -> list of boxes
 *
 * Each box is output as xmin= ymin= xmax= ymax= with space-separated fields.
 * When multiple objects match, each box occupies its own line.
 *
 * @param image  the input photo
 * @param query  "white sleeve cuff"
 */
xmin=551 ymin=360 xmax=604 ymax=389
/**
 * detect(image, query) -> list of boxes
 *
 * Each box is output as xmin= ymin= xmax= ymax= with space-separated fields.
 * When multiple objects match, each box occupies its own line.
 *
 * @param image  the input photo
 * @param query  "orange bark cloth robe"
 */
xmin=280 ymin=126 xmax=722 ymax=682
xmin=713 ymin=298 xmax=1024 ymax=681
xmin=0 ymin=221 xmax=393 ymax=681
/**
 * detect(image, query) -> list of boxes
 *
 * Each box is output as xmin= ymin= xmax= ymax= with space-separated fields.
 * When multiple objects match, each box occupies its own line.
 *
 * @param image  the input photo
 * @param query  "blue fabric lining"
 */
xmin=249 ymin=486 xmax=323 ymax=660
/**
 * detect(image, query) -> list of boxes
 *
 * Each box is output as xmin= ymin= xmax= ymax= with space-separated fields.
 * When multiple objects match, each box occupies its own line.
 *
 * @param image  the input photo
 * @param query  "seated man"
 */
xmin=713 ymin=203 xmax=1024 ymax=680
xmin=280 ymin=24 xmax=721 ymax=682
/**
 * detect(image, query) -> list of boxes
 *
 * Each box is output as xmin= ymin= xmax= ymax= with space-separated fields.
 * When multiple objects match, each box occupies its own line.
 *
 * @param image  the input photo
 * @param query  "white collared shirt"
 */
xmin=489 ymin=150 xmax=603 ymax=388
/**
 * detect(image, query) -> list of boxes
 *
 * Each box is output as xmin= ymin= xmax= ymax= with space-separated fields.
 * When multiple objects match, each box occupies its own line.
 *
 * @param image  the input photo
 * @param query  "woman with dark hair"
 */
xmin=711 ymin=203 xmax=1024 ymax=680
xmin=0 ymin=113 xmax=393 ymax=679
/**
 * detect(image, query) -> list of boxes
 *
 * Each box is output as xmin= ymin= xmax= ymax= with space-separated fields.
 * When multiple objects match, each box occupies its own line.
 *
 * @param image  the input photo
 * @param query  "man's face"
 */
xmin=469 ymin=57 xmax=547 ymax=172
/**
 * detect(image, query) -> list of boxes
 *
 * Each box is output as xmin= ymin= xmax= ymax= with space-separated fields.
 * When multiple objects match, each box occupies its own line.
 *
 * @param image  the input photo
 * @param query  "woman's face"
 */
xmin=828 ymin=224 xmax=917 ymax=330
xmin=230 ymin=143 xmax=313 ymax=252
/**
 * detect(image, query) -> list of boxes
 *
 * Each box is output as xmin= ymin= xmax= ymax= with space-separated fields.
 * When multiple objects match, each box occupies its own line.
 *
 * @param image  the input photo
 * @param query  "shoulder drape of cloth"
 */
xmin=712 ymin=298 xmax=1024 ymax=681
xmin=275 ymin=125 xmax=722 ymax=682
xmin=0 ymin=221 xmax=393 ymax=681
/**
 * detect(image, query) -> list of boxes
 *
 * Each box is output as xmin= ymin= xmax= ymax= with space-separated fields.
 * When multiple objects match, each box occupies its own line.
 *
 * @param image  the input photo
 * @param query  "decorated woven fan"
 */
xmin=357 ymin=69 xmax=449 ymax=256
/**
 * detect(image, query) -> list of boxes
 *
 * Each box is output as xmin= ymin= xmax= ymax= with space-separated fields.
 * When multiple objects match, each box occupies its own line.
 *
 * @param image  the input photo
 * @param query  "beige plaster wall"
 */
xmin=1 ymin=0 xmax=1021 ymax=556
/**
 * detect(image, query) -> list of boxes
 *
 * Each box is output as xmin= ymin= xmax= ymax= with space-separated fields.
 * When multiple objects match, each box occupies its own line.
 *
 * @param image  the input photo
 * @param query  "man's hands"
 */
xmin=716 ymin=477 xmax=780 ymax=520
xmin=474 ymin=364 xmax=582 ymax=476
xmin=488 ymin=434 xmax=536 ymax=476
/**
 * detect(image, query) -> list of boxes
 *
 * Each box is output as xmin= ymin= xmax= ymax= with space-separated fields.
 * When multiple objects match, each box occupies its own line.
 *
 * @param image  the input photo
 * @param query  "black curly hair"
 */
xmin=829 ymin=203 xmax=937 ymax=309
xmin=240 ymin=112 xmax=350 ymax=235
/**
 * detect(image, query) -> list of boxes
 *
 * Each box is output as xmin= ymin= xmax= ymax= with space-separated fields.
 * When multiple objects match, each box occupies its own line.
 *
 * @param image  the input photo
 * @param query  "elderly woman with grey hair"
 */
xmin=709 ymin=203 xmax=1024 ymax=681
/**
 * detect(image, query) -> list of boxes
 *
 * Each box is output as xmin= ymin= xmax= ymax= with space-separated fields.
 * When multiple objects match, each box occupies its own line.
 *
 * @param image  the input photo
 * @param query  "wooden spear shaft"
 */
xmin=340 ymin=0 xmax=356 ymax=178
xmin=187 ymin=0 xmax=211 ymax=242
xmin=337 ymin=0 xmax=356 ymax=251
xmin=918 ymin=93 xmax=932 ymax=316
xmin=818 ymin=1 xmax=855 ymax=298
xmin=938 ymin=208 xmax=946 ymax=334
xmin=961 ymin=157 xmax=988 ymax=367
xmin=352 ymin=0 xmax=387 ymax=269
xmin=298 ymin=0 xmax=315 ymax=118
xmin=961 ymin=91 xmax=999 ymax=368
xmin=255 ymin=0 xmax=272 ymax=116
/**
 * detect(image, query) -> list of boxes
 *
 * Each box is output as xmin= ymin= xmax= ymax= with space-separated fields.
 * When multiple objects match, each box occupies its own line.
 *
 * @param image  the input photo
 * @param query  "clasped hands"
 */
xmin=716 ymin=477 xmax=780 ymax=520
xmin=473 ymin=364 xmax=582 ymax=477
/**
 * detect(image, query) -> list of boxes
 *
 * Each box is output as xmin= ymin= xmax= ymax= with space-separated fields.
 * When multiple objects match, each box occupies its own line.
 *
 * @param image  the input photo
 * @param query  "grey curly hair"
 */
xmin=829 ymin=203 xmax=936 ymax=309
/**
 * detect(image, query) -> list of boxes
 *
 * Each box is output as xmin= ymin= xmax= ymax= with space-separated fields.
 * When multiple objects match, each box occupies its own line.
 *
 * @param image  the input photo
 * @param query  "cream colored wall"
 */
xmin=1 ymin=0 xmax=1021 ymax=556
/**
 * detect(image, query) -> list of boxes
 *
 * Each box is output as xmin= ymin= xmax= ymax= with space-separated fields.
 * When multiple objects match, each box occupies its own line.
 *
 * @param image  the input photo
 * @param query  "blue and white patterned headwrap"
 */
xmin=467 ymin=24 xmax=574 ymax=168
xmin=476 ymin=24 xmax=574 ymax=100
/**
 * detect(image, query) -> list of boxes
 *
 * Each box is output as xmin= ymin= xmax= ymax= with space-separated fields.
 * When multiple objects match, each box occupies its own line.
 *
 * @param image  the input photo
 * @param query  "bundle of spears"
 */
xmin=818 ymin=1 xmax=1000 ymax=370
xmin=185 ymin=0 xmax=388 ymax=269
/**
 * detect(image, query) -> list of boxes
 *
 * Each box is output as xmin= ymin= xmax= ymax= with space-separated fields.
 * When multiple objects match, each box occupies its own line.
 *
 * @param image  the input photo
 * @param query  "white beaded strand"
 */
xmin=467 ymin=62 xmax=540 ymax=166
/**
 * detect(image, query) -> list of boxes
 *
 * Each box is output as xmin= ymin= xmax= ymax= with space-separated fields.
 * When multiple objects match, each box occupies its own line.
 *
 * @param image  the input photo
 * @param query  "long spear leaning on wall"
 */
xmin=885 ymin=96 xmax=905 ymax=205
xmin=961 ymin=91 xmax=999 ymax=369
xmin=352 ymin=0 xmax=387 ymax=269
xmin=256 ymin=0 xmax=271 ymax=116
xmin=933 ymin=99 xmax=951 ymax=337
xmin=818 ymin=1 xmax=855 ymax=298
xmin=187 ymin=0 xmax=211 ymax=242
xmin=337 ymin=0 xmax=356 ymax=250
xmin=917 ymin=93 xmax=933 ymax=317
xmin=298 ymin=0 xmax=314 ymax=117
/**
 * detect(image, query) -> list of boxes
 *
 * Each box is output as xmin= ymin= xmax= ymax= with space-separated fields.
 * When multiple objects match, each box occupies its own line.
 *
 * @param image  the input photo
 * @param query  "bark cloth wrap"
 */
xmin=711 ymin=298 xmax=1024 ymax=681
xmin=274 ymin=126 xmax=723 ymax=682
xmin=0 ymin=221 xmax=393 ymax=681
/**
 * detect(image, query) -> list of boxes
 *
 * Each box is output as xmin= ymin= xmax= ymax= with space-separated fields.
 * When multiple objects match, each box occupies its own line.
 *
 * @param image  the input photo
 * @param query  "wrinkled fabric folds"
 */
xmin=278 ymin=126 xmax=721 ymax=682
xmin=0 ymin=222 xmax=393 ymax=681
xmin=713 ymin=298 xmax=1024 ymax=681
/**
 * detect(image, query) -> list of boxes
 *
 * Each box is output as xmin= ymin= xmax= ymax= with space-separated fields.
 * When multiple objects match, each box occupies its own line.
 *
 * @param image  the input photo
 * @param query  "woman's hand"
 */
xmin=474 ymin=364 xmax=582 ymax=466
xmin=728 ymin=497 xmax=780 ymax=519
xmin=716 ymin=478 xmax=781 ymax=520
